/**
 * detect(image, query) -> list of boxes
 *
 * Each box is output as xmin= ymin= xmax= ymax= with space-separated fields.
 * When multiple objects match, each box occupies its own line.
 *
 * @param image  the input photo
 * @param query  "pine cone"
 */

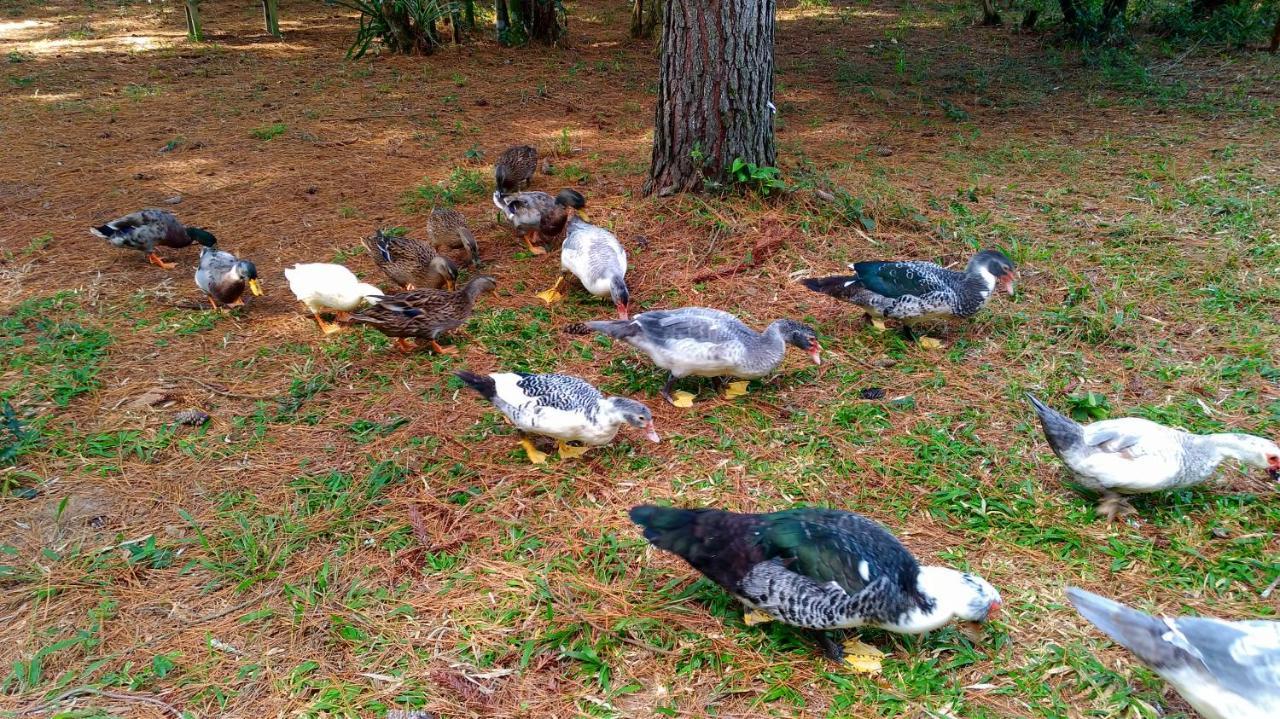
xmin=174 ymin=409 xmax=210 ymax=426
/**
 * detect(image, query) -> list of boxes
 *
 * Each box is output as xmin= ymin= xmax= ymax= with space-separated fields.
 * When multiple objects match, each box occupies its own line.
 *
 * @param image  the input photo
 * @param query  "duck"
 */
xmin=349 ymin=275 xmax=496 ymax=354
xmin=426 ymin=208 xmax=481 ymax=266
xmin=492 ymin=188 xmax=586 ymax=255
xmin=1067 ymin=587 xmax=1280 ymax=719
xmin=566 ymin=308 xmax=821 ymax=407
xmin=90 ymin=209 xmax=217 ymax=269
xmin=195 ymin=246 xmax=261 ymax=310
xmin=362 ymin=229 xmax=458 ymax=291
xmin=630 ymin=505 xmax=1002 ymax=670
xmin=284 ymin=263 xmax=385 ymax=335
xmin=537 ymin=216 xmax=630 ymax=318
xmin=1027 ymin=394 xmax=1280 ymax=521
xmin=455 ymin=371 xmax=659 ymax=464
xmin=802 ymin=249 xmax=1016 ymax=340
xmin=495 ymin=144 xmax=538 ymax=193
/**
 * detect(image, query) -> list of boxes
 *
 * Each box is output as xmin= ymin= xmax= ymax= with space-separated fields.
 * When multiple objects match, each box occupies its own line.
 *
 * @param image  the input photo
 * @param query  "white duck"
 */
xmin=567 ymin=308 xmax=821 ymax=407
xmin=455 ymin=371 xmax=659 ymax=464
xmin=1068 ymin=587 xmax=1280 ymax=719
xmin=284 ymin=263 xmax=384 ymax=335
xmin=536 ymin=216 xmax=630 ymax=319
xmin=1027 ymin=394 xmax=1280 ymax=520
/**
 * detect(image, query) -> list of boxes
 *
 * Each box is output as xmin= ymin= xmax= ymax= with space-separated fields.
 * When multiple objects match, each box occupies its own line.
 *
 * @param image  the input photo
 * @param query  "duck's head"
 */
xmin=187 ymin=227 xmax=218 ymax=247
xmin=777 ymin=320 xmax=821 ymax=365
xmin=968 ymin=249 xmax=1016 ymax=296
xmin=610 ymin=276 xmax=630 ymax=320
xmin=608 ymin=398 xmax=659 ymax=443
xmin=433 ymin=255 xmax=460 ymax=291
xmin=356 ymin=283 xmax=384 ymax=307
xmin=462 ymin=275 xmax=498 ymax=298
xmin=556 ymin=189 xmax=588 ymax=220
xmin=233 ymin=258 xmax=263 ymax=296
xmin=1223 ymin=435 xmax=1280 ymax=481
xmin=914 ymin=566 xmax=1002 ymax=632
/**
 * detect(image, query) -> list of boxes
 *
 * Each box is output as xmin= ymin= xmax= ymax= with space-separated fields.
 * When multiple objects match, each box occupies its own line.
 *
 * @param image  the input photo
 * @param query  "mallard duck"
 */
xmin=537 ymin=216 xmax=630 ymax=318
xmin=284 ymin=263 xmax=384 ymax=335
xmin=567 ymin=308 xmax=821 ymax=407
xmin=631 ymin=505 xmax=1002 ymax=670
xmin=802 ymin=249 xmax=1016 ymax=340
xmin=350 ymin=275 xmax=496 ymax=354
xmin=90 ymin=209 xmax=217 ymax=269
xmin=456 ymin=371 xmax=659 ymax=464
xmin=1027 ymin=394 xmax=1280 ymax=521
xmin=362 ymin=229 xmax=458 ymax=291
xmin=426 ymin=208 xmax=480 ymax=266
xmin=1067 ymin=587 xmax=1280 ymax=719
xmin=195 ymin=246 xmax=261 ymax=309
xmin=495 ymin=144 xmax=538 ymax=193
xmin=492 ymin=188 xmax=585 ymax=255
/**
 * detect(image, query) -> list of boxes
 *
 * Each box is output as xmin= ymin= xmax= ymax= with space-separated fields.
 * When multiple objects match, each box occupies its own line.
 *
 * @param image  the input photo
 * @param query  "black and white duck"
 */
xmin=630 ymin=506 xmax=1002 ymax=670
xmin=536 ymin=216 xmax=630 ymax=319
xmin=1068 ymin=587 xmax=1280 ymax=719
xmin=492 ymin=188 xmax=586 ymax=255
xmin=567 ymin=308 xmax=820 ymax=407
xmin=802 ymin=249 xmax=1015 ymax=340
xmin=456 ymin=371 xmax=659 ymax=464
xmin=90 ymin=209 xmax=217 ymax=269
xmin=195 ymin=246 xmax=261 ymax=310
xmin=1028 ymin=394 xmax=1280 ymax=521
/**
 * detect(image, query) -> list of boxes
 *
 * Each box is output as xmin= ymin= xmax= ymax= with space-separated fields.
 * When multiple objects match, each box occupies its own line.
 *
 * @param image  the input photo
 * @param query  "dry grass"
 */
xmin=1 ymin=0 xmax=1278 ymax=718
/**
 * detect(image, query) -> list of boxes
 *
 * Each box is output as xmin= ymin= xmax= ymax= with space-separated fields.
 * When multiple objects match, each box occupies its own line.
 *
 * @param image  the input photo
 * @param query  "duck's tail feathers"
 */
xmin=1066 ymin=587 xmax=1198 ymax=672
xmin=801 ymin=275 xmax=863 ymax=301
xmin=455 ymin=371 xmax=497 ymax=401
xmin=564 ymin=319 xmax=639 ymax=339
xmin=1026 ymin=394 xmax=1084 ymax=455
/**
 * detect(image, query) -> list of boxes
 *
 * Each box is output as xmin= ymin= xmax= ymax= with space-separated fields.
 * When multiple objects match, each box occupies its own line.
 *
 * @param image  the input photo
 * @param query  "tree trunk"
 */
xmin=262 ymin=0 xmax=281 ymax=37
xmin=185 ymin=0 xmax=204 ymax=41
xmin=1058 ymin=0 xmax=1081 ymax=34
xmin=495 ymin=0 xmax=510 ymax=42
xmin=641 ymin=0 xmax=660 ymax=37
xmin=465 ymin=0 xmax=476 ymax=29
xmin=1272 ymin=11 xmax=1279 ymax=52
xmin=1191 ymin=0 xmax=1232 ymax=17
xmin=1101 ymin=0 xmax=1127 ymax=31
xmin=1021 ymin=8 xmax=1039 ymax=30
xmin=524 ymin=0 xmax=565 ymax=44
xmin=645 ymin=0 xmax=776 ymax=196
xmin=631 ymin=0 xmax=644 ymax=38
xmin=979 ymin=0 xmax=1002 ymax=26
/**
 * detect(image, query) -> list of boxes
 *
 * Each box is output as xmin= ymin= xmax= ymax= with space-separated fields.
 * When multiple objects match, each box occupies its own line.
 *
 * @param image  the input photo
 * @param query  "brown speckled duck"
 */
xmin=426 ymin=208 xmax=480 ymax=266
xmin=350 ymin=275 xmax=496 ymax=354
xmin=362 ymin=229 xmax=458 ymax=291
xmin=495 ymin=145 xmax=538 ymax=193
xmin=492 ymin=188 xmax=586 ymax=255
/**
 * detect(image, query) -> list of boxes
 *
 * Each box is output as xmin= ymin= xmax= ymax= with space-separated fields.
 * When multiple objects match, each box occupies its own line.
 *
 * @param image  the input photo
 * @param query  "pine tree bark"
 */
xmin=645 ymin=0 xmax=777 ymax=196
xmin=979 ymin=0 xmax=1003 ymax=26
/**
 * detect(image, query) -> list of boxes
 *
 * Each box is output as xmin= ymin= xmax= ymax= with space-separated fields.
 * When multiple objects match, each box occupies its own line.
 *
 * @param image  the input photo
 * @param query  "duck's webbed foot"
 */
xmin=1096 ymin=493 xmax=1138 ymax=522
xmin=519 ymin=437 xmax=549 ymax=465
xmin=557 ymin=440 xmax=590 ymax=459
xmin=661 ymin=374 xmax=695 ymax=408
xmin=814 ymin=631 xmax=885 ymax=673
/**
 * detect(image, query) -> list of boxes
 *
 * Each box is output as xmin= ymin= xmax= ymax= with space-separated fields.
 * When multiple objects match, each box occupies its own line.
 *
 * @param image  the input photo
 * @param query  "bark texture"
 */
xmin=645 ymin=0 xmax=777 ymax=196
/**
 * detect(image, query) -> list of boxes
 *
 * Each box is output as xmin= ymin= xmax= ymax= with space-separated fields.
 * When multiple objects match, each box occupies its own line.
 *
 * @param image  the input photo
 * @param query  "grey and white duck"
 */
xmin=631 ymin=505 xmax=1002 ymax=670
xmin=1028 ymin=394 xmax=1280 ymax=521
xmin=802 ymin=249 xmax=1015 ymax=339
xmin=537 ymin=216 xmax=630 ymax=319
xmin=1068 ymin=587 xmax=1280 ymax=719
xmin=91 ymin=209 xmax=217 ymax=269
xmin=195 ymin=246 xmax=261 ymax=310
xmin=566 ymin=307 xmax=821 ymax=407
xmin=456 ymin=371 xmax=658 ymax=464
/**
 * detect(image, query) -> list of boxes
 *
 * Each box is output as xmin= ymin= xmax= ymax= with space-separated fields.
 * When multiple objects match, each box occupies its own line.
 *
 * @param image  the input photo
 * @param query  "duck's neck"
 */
xmin=1201 ymin=433 xmax=1260 ymax=465
xmin=743 ymin=321 xmax=789 ymax=374
xmin=965 ymin=263 xmax=998 ymax=295
xmin=874 ymin=566 xmax=962 ymax=634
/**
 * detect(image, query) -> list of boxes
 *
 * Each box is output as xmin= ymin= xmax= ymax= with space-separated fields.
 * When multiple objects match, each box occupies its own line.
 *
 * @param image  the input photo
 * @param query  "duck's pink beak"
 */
xmin=808 ymin=341 xmax=822 ymax=366
xmin=644 ymin=420 xmax=660 ymax=443
xmin=616 ymin=303 xmax=630 ymax=320
xmin=1000 ymin=272 xmax=1016 ymax=296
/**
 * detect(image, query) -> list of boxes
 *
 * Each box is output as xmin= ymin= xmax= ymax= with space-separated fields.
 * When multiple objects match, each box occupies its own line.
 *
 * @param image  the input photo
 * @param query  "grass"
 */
xmin=2 ymin=0 xmax=1279 ymax=717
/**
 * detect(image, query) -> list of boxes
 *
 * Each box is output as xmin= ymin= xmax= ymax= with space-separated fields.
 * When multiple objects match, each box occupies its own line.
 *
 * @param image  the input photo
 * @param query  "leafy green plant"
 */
xmin=402 ymin=167 xmax=487 ymax=210
xmin=250 ymin=123 xmax=288 ymax=141
xmin=726 ymin=158 xmax=787 ymax=196
xmin=1067 ymin=392 xmax=1110 ymax=422
xmin=333 ymin=0 xmax=455 ymax=59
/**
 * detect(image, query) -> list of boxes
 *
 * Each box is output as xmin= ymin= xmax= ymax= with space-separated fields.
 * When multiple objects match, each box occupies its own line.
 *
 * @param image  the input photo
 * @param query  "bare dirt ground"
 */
xmin=1 ymin=0 xmax=1278 ymax=717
